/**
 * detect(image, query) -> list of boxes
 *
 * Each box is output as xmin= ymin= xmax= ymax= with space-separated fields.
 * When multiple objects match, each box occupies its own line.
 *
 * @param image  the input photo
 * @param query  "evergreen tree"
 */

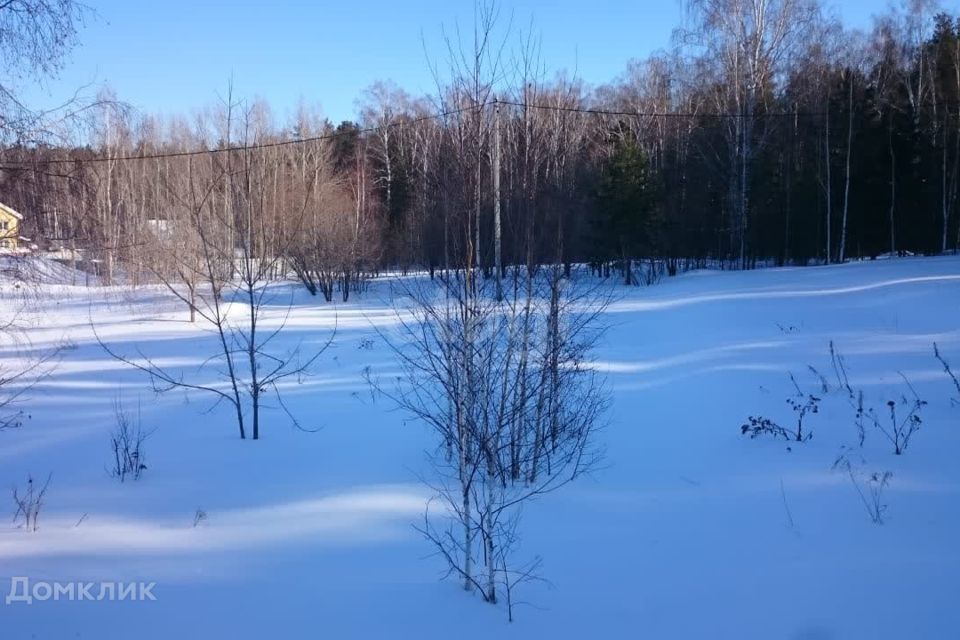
xmin=594 ymin=139 xmax=661 ymax=284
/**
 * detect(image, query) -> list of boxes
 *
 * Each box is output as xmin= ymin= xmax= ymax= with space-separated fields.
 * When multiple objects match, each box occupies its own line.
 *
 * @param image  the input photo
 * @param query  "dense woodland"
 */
xmin=2 ymin=0 xmax=960 ymax=291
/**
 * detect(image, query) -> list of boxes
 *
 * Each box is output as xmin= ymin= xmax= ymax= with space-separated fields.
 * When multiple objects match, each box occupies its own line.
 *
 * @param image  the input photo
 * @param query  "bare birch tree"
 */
xmin=97 ymin=102 xmax=333 ymax=440
xmin=683 ymin=0 xmax=818 ymax=267
xmin=371 ymin=262 xmax=607 ymax=620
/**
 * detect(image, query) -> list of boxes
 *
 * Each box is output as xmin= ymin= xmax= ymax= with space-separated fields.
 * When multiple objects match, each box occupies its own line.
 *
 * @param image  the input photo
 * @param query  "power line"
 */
xmin=0 ymin=103 xmax=482 ymax=167
xmin=5 ymin=96 xmax=917 ymax=169
xmin=501 ymin=98 xmax=960 ymax=119
xmin=496 ymin=99 xmax=826 ymax=119
xmin=0 ymin=99 xmax=835 ymax=170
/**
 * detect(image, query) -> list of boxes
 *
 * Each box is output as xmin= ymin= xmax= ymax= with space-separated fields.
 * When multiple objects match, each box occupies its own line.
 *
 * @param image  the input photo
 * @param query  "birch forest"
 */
xmin=3 ymin=0 xmax=960 ymax=290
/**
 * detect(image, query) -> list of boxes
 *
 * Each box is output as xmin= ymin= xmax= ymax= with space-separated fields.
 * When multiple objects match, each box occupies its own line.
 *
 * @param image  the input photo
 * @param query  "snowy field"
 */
xmin=1 ymin=256 xmax=959 ymax=639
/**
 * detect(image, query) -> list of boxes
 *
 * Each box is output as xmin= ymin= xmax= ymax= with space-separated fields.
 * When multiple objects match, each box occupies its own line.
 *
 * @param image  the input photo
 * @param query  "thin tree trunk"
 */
xmin=784 ymin=111 xmax=796 ymax=265
xmin=888 ymin=114 xmax=897 ymax=256
xmin=248 ymin=279 xmax=260 ymax=440
xmin=824 ymin=98 xmax=832 ymax=264
xmin=739 ymin=98 xmax=752 ymax=270
xmin=484 ymin=478 xmax=496 ymax=603
xmin=493 ymin=97 xmax=502 ymax=301
xmin=943 ymin=111 xmax=949 ymax=254
xmin=839 ymin=73 xmax=854 ymax=263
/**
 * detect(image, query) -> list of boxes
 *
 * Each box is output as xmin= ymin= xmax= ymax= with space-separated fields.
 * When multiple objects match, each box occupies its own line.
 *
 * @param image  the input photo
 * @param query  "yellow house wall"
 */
xmin=0 ymin=207 xmax=21 ymax=249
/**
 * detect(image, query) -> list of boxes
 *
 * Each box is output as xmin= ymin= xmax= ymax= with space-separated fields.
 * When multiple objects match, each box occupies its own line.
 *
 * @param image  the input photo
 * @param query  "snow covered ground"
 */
xmin=1 ymin=256 xmax=959 ymax=639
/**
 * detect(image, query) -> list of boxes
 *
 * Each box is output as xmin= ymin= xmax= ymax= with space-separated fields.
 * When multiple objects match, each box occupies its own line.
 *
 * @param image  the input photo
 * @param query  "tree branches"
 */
xmin=371 ymin=263 xmax=608 ymax=618
xmin=934 ymin=342 xmax=960 ymax=404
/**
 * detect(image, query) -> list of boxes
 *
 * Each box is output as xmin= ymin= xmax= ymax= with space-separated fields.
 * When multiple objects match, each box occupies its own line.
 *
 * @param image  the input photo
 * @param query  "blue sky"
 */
xmin=20 ymin=0 xmax=926 ymax=125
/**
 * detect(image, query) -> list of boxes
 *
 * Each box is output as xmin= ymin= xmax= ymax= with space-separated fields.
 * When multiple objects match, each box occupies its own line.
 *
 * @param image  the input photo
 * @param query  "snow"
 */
xmin=1 ymin=256 xmax=959 ymax=639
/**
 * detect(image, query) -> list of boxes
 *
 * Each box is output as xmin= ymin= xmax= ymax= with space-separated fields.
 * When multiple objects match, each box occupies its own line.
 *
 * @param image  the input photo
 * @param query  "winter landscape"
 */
xmin=2 ymin=0 xmax=960 ymax=638
xmin=1 ymin=255 xmax=959 ymax=638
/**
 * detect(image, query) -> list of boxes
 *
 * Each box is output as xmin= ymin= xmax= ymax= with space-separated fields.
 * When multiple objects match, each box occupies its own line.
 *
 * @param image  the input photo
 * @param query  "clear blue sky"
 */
xmin=21 ymin=0 xmax=925 ymax=125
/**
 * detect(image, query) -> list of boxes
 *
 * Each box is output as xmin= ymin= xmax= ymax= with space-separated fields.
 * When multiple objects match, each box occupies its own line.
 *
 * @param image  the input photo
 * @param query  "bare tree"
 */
xmin=838 ymin=36 xmax=867 ymax=263
xmin=933 ymin=342 xmax=960 ymax=404
xmin=0 ymin=0 xmax=85 ymax=430
xmin=358 ymin=81 xmax=408 ymax=224
xmin=371 ymin=265 xmax=607 ymax=619
xmin=682 ymin=0 xmax=819 ymax=267
xmin=870 ymin=1 xmax=939 ymax=257
xmin=0 ymin=0 xmax=90 ymax=144
xmin=0 ymin=293 xmax=61 ymax=431
xmin=96 ymin=102 xmax=333 ymax=440
xmin=287 ymin=121 xmax=383 ymax=302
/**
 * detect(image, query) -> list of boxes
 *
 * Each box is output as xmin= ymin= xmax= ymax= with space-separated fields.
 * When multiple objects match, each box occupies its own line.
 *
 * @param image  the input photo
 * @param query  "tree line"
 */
xmin=2 ymin=0 xmax=960 ymax=291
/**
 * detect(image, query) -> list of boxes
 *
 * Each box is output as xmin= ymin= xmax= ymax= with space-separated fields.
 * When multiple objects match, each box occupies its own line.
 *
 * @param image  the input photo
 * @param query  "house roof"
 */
xmin=0 ymin=202 xmax=24 ymax=220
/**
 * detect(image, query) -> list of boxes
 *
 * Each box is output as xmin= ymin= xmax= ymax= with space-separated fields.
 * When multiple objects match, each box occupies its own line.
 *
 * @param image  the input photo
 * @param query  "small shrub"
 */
xmin=786 ymin=373 xmax=821 ymax=441
xmin=741 ymin=373 xmax=819 ymax=443
xmin=741 ymin=416 xmax=799 ymax=441
xmin=934 ymin=343 xmax=960 ymax=406
xmin=857 ymin=375 xmax=926 ymax=456
xmin=828 ymin=340 xmax=854 ymax=397
xmin=12 ymin=474 xmax=51 ymax=532
xmin=834 ymin=453 xmax=891 ymax=525
xmin=109 ymin=397 xmax=152 ymax=482
xmin=816 ymin=342 xmax=926 ymax=453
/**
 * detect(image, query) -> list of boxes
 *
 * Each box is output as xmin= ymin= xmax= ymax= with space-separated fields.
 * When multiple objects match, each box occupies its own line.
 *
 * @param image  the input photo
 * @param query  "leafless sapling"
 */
xmin=371 ymin=264 xmax=607 ymax=619
xmin=12 ymin=474 xmax=51 ymax=532
xmin=933 ymin=342 xmax=960 ymax=406
xmin=95 ymin=115 xmax=334 ymax=440
xmin=108 ymin=396 xmax=152 ymax=482
xmin=834 ymin=451 xmax=892 ymax=525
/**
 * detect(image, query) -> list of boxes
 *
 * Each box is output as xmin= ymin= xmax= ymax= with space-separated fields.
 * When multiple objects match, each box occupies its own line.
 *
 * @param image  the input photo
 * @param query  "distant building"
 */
xmin=0 ymin=201 xmax=26 ymax=250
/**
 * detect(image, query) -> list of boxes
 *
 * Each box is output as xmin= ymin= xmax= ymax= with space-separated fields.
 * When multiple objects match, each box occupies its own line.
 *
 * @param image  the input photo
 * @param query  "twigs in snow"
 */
xmin=834 ymin=452 xmax=891 ymax=525
xmin=108 ymin=395 xmax=152 ymax=482
xmin=741 ymin=372 xmax=819 ymax=443
xmin=934 ymin=343 xmax=960 ymax=406
xmin=854 ymin=373 xmax=927 ymax=456
xmin=814 ymin=342 xmax=927 ymax=453
xmin=12 ymin=474 xmax=51 ymax=532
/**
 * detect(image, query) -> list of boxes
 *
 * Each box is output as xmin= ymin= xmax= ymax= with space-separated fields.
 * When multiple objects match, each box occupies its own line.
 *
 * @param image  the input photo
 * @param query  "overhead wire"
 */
xmin=1 ymin=98 xmax=859 ymax=169
xmin=0 ymin=103 xmax=483 ymax=167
